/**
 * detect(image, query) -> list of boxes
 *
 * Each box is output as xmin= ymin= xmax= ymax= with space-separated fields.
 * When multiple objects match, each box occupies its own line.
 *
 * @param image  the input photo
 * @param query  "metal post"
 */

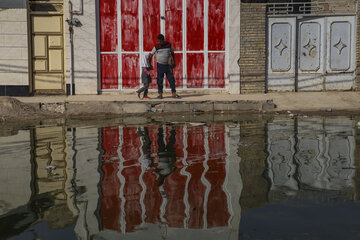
xmin=69 ymin=0 xmax=74 ymax=95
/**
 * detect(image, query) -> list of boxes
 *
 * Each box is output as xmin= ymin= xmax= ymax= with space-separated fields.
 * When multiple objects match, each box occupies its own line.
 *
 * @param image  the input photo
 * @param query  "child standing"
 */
xmin=136 ymin=53 xmax=154 ymax=99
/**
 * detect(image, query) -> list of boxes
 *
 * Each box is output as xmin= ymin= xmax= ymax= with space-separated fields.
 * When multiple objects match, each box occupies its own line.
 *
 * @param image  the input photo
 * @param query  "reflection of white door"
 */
xmin=267 ymin=16 xmax=356 ymax=92
xmin=297 ymin=17 xmax=325 ymax=91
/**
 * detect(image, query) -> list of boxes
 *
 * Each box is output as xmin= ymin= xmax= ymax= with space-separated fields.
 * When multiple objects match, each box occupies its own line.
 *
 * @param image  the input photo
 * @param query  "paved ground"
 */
xmin=15 ymin=91 xmax=360 ymax=112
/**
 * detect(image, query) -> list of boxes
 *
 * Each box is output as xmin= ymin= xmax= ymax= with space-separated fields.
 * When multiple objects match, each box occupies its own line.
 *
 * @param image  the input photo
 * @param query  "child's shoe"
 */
xmin=136 ymin=90 xmax=141 ymax=99
xmin=143 ymin=95 xmax=150 ymax=99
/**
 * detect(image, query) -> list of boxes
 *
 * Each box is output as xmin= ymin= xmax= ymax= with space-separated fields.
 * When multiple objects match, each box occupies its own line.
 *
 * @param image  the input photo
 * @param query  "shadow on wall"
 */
xmin=0 ymin=0 xmax=26 ymax=9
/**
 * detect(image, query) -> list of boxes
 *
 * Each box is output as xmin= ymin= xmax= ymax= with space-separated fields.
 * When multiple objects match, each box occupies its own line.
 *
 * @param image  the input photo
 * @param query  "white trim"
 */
xmin=181 ymin=125 xmax=191 ymax=229
xmin=225 ymin=0 xmax=229 ymax=90
xmin=202 ymin=125 xmax=211 ymax=229
xmin=183 ymin=0 xmax=187 ymax=89
xmin=224 ymin=125 xmax=233 ymax=227
xmin=138 ymin=127 xmax=147 ymax=225
xmin=96 ymin=0 xmax=101 ymax=93
xmin=118 ymin=127 xmax=126 ymax=234
xmin=160 ymin=0 xmax=165 ymax=35
xmin=139 ymin=160 xmax=147 ymax=225
xmin=208 ymin=50 xmax=226 ymax=53
xmin=139 ymin=0 xmax=143 ymax=89
xmin=159 ymin=125 xmax=167 ymax=223
xmin=204 ymin=0 xmax=209 ymax=89
xmin=117 ymin=0 xmax=122 ymax=90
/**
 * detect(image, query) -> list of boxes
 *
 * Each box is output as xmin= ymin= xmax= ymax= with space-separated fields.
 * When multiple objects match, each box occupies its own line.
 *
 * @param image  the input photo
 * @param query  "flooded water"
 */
xmin=1 ymin=115 xmax=360 ymax=240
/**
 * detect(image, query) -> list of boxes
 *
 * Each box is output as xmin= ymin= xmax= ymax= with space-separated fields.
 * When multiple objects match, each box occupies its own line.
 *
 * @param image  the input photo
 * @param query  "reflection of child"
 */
xmin=136 ymin=53 xmax=154 ymax=99
xmin=137 ymin=127 xmax=154 ymax=169
xmin=156 ymin=126 xmax=177 ymax=186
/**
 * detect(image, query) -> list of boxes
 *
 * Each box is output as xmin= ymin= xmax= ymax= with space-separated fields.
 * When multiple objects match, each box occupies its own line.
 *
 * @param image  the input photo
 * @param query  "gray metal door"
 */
xmin=267 ymin=16 xmax=356 ymax=92
xmin=267 ymin=17 xmax=296 ymax=92
xmin=325 ymin=16 xmax=356 ymax=90
xmin=297 ymin=17 xmax=325 ymax=91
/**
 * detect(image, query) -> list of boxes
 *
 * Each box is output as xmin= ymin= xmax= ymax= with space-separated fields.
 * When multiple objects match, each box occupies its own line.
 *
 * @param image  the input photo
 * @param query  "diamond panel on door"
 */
xmin=330 ymin=22 xmax=351 ymax=71
xmin=299 ymin=23 xmax=321 ymax=71
xmin=326 ymin=16 xmax=356 ymax=90
xmin=297 ymin=18 xmax=325 ymax=91
xmin=271 ymin=23 xmax=292 ymax=72
xmin=267 ymin=18 xmax=296 ymax=92
xmin=267 ymin=16 xmax=357 ymax=92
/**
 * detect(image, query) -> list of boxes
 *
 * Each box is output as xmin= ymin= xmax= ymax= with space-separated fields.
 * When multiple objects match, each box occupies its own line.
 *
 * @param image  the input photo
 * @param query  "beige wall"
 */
xmin=64 ymin=0 xmax=98 ymax=95
xmin=0 ymin=8 xmax=29 ymax=86
xmin=71 ymin=127 xmax=101 ymax=238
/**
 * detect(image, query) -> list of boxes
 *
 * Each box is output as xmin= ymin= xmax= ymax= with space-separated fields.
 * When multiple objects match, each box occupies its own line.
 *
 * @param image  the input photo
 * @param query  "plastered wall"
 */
xmin=64 ymin=0 xmax=98 ymax=95
xmin=0 ymin=7 xmax=29 ymax=88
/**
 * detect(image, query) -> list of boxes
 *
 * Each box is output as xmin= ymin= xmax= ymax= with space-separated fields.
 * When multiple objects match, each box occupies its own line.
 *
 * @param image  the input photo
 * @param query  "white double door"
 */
xmin=267 ymin=16 xmax=356 ymax=92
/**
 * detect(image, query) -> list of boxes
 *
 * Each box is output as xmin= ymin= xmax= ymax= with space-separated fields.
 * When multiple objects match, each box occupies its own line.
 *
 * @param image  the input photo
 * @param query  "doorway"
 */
xmin=99 ymin=0 xmax=227 ymax=92
xmin=28 ymin=2 xmax=65 ymax=94
xmin=267 ymin=15 xmax=356 ymax=92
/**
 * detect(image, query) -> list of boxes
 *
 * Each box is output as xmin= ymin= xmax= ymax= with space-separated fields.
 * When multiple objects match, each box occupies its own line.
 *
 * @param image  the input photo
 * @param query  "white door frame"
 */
xmin=99 ymin=0 xmax=229 ymax=93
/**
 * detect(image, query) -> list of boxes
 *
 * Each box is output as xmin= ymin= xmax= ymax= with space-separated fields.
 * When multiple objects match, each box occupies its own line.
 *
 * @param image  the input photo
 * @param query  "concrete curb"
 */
xmin=34 ymin=99 xmax=276 ymax=116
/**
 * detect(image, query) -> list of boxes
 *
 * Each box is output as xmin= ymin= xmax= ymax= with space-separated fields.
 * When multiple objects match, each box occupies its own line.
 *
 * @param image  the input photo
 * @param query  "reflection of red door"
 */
xmin=99 ymin=124 xmax=230 ymax=232
xmin=206 ymin=125 xmax=230 ymax=227
xmin=143 ymin=126 xmax=162 ymax=223
xmin=186 ymin=126 xmax=206 ymax=228
xmin=99 ymin=0 xmax=226 ymax=91
xmin=121 ymin=127 xmax=143 ymax=232
xmin=100 ymin=127 xmax=122 ymax=231
xmin=163 ymin=126 xmax=186 ymax=227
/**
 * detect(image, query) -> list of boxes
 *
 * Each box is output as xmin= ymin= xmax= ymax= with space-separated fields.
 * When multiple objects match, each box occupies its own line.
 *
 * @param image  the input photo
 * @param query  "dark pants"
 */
xmin=156 ymin=127 xmax=177 ymax=186
xmin=157 ymin=127 xmax=176 ymax=157
xmin=157 ymin=63 xmax=176 ymax=93
xmin=138 ymin=71 xmax=151 ymax=96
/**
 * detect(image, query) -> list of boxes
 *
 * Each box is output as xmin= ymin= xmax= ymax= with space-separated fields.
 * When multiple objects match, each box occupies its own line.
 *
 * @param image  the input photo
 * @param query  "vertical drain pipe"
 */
xmin=67 ymin=0 xmax=82 ymax=95
xmin=68 ymin=0 xmax=74 ymax=95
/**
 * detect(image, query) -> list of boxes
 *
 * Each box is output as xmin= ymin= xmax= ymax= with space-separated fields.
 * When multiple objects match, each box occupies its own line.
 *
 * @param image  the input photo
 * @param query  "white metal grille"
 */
xmin=267 ymin=1 xmax=357 ymax=15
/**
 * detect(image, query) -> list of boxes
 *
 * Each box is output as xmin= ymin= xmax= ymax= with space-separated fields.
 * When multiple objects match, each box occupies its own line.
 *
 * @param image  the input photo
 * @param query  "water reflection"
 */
xmin=0 ymin=115 xmax=359 ymax=239
xmin=98 ymin=124 xmax=238 ymax=237
xmin=0 ymin=127 xmax=78 ymax=239
xmin=265 ymin=117 xmax=356 ymax=197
